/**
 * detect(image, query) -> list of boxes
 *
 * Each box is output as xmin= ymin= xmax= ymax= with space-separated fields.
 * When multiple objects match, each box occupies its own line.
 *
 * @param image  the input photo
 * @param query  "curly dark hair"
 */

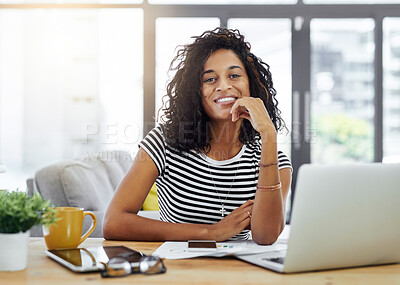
xmin=159 ymin=27 xmax=286 ymax=153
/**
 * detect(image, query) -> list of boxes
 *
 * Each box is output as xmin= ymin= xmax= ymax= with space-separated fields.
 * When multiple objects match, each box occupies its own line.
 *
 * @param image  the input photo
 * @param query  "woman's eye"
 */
xmin=230 ymin=74 xmax=241 ymax=79
xmin=204 ymin=77 xmax=216 ymax=83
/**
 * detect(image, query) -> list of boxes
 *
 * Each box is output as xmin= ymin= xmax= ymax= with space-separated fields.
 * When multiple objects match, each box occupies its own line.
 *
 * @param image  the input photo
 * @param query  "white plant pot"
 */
xmin=0 ymin=230 xmax=30 ymax=271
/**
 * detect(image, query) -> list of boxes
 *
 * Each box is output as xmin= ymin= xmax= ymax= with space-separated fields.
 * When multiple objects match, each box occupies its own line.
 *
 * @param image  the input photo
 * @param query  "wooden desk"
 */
xmin=1 ymin=238 xmax=399 ymax=285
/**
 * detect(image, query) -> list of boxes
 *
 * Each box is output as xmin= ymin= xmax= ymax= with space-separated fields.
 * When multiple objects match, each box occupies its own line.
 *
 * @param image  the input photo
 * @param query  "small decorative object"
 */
xmin=0 ymin=190 xmax=57 ymax=271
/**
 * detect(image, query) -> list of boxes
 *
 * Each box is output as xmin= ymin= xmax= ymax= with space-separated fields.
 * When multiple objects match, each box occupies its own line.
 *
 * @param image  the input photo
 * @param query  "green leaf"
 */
xmin=0 ymin=190 xmax=58 ymax=233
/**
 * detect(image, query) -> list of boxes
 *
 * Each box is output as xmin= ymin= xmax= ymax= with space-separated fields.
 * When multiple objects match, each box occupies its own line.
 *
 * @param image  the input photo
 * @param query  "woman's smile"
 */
xmin=214 ymin=96 xmax=238 ymax=105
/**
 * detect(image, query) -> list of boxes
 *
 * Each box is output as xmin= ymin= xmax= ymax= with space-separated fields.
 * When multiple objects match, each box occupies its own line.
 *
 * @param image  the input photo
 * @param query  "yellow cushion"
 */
xmin=142 ymin=183 xmax=159 ymax=211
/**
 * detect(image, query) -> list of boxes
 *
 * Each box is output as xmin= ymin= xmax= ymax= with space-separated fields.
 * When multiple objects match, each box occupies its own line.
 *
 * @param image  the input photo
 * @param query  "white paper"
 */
xmin=152 ymin=226 xmax=290 ymax=260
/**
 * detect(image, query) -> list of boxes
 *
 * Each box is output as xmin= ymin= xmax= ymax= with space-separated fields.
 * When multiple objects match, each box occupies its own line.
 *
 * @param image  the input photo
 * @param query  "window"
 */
xmin=383 ymin=18 xmax=400 ymax=162
xmin=0 ymin=8 xmax=143 ymax=189
xmin=310 ymin=19 xmax=375 ymax=163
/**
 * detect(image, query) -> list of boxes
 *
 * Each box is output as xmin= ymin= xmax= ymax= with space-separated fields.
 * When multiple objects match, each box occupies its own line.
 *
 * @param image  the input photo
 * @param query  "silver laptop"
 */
xmin=237 ymin=163 xmax=400 ymax=273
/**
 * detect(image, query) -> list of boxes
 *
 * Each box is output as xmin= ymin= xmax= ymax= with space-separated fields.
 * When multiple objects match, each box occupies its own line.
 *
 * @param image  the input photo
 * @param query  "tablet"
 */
xmin=46 ymin=246 xmax=144 ymax=273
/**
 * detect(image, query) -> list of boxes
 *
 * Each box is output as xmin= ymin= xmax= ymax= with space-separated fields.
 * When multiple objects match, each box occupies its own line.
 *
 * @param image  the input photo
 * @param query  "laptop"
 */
xmin=237 ymin=163 xmax=400 ymax=273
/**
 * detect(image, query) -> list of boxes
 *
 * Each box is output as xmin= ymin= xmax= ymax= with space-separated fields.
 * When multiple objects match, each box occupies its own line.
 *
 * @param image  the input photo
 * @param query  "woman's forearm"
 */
xmin=103 ymin=211 xmax=214 ymax=241
xmin=251 ymin=131 xmax=286 ymax=245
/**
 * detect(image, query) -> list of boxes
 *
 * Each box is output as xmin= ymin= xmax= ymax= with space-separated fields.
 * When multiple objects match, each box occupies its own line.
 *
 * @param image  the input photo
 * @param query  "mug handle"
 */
xmin=79 ymin=211 xmax=97 ymax=245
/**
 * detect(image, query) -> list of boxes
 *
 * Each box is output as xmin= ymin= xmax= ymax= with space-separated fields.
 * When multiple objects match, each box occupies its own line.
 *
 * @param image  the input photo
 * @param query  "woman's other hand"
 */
xmin=211 ymin=200 xmax=254 ymax=241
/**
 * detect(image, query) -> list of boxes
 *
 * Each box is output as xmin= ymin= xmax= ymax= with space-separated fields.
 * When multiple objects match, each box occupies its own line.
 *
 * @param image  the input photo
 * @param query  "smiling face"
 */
xmin=201 ymin=49 xmax=250 ymax=122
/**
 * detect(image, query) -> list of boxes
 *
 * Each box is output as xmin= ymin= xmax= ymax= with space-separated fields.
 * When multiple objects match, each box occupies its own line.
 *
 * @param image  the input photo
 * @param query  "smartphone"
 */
xmin=187 ymin=240 xmax=218 ymax=252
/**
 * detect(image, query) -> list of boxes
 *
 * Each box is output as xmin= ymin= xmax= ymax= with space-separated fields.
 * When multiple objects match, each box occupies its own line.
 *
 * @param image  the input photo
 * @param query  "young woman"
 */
xmin=103 ymin=28 xmax=292 ymax=245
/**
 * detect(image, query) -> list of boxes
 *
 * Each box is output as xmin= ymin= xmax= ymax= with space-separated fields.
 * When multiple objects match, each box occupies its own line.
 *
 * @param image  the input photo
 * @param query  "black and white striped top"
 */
xmin=139 ymin=125 xmax=292 ymax=240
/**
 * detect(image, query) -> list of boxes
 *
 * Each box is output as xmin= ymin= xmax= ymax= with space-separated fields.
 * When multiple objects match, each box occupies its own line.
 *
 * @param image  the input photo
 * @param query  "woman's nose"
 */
xmin=216 ymin=78 xmax=231 ymax=91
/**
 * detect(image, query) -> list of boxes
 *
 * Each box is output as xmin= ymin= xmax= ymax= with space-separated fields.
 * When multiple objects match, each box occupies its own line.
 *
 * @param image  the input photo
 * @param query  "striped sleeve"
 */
xmin=139 ymin=126 xmax=166 ymax=175
xmin=278 ymin=150 xmax=292 ymax=173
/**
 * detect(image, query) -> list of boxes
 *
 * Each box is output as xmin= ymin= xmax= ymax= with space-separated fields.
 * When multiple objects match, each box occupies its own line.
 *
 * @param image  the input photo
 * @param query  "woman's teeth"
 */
xmin=216 ymin=97 xmax=236 ymax=103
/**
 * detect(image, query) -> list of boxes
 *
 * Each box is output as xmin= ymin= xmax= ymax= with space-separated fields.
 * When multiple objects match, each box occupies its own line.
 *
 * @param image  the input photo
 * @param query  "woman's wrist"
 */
xmin=258 ymin=126 xmax=277 ymax=143
xmin=207 ymin=224 xmax=217 ymax=240
xmin=260 ymin=132 xmax=277 ymax=144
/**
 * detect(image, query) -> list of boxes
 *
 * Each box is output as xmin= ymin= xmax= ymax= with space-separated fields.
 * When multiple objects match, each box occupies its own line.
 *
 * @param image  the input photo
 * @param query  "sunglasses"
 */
xmin=101 ymin=254 xmax=166 ymax=278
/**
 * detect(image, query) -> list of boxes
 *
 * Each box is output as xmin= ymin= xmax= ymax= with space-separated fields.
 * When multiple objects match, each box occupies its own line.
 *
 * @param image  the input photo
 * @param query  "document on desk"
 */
xmin=152 ymin=226 xmax=290 ymax=260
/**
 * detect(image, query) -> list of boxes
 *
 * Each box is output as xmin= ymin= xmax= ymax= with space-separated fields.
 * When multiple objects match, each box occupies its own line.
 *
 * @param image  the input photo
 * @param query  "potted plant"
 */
xmin=0 ymin=190 xmax=57 ymax=271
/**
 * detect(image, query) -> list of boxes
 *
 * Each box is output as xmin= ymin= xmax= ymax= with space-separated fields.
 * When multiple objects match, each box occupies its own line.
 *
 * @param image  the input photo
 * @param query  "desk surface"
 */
xmin=1 ymin=238 xmax=399 ymax=285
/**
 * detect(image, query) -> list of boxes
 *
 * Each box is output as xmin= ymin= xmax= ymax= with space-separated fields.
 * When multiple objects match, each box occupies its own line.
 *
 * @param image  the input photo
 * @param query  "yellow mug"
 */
xmin=43 ymin=207 xmax=97 ymax=250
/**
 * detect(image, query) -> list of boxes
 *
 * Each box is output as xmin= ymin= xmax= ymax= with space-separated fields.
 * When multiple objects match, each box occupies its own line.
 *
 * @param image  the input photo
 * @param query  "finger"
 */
xmin=227 ymin=202 xmax=253 ymax=220
xmin=236 ymin=106 xmax=250 ymax=117
xmin=242 ymin=205 xmax=254 ymax=217
xmin=236 ymin=112 xmax=252 ymax=122
xmin=231 ymin=109 xmax=238 ymax=122
xmin=226 ymin=200 xmax=253 ymax=216
xmin=230 ymin=102 xmax=239 ymax=120
xmin=235 ymin=204 xmax=254 ymax=220
xmin=229 ymin=99 xmax=241 ymax=114
xmin=230 ymin=98 xmax=249 ymax=116
xmin=237 ymin=200 xmax=254 ymax=208
xmin=239 ymin=214 xmax=251 ymax=229
xmin=234 ymin=204 xmax=253 ymax=214
xmin=232 ymin=108 xmax=248 ymax=123
xmin=244 ymin=210 xmax=252 ymax=219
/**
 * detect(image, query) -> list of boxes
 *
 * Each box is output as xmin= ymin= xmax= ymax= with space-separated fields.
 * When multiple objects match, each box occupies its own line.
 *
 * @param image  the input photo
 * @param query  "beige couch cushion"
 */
xmin=60 ymin=161 xmax=114 ymax=211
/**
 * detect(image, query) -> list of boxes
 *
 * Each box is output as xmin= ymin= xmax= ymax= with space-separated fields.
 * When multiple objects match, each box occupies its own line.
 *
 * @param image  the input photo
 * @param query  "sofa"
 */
xmin=27 ymin=150 xmax=159 ymax=238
